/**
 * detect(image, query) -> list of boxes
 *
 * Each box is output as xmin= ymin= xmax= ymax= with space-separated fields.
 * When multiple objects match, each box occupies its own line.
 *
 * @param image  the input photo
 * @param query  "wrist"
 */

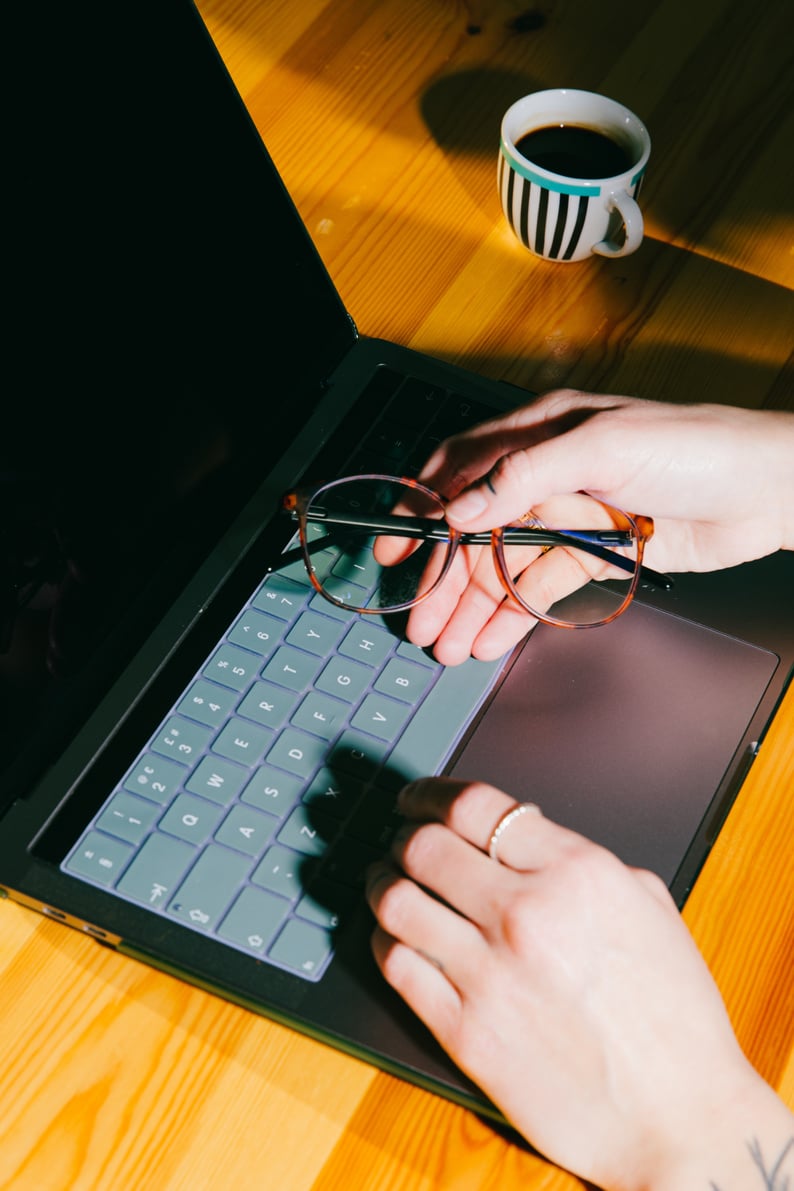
xmin=646 ymin=1064 xmax=794 ymax=1191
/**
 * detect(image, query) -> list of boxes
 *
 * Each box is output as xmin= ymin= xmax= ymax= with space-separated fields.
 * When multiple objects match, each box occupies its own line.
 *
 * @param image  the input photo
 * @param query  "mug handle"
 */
xmin=592 ymin=189 xmax=644 ymax=258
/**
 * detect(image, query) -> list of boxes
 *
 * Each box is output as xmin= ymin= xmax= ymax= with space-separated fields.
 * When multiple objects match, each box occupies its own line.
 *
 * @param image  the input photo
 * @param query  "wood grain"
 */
xmin=1 ymin=2 xmax=791 ymax=1188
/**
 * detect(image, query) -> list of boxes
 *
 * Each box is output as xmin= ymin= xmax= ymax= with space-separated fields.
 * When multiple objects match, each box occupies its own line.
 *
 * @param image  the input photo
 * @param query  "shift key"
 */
xmin=168 ymin=845 xmax=251 ymax=929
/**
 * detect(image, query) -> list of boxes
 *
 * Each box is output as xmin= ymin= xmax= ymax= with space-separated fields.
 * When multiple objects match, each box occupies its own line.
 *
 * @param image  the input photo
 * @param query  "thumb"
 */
xmin=444 ymin=425 xmax=611 ymax=529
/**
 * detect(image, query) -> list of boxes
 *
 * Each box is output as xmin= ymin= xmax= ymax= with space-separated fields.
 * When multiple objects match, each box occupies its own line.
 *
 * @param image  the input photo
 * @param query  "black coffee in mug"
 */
xmin=515 ymin=124 xmax=634 ymax=180
xmin=500 ymin=90 xmax=650 ymax=260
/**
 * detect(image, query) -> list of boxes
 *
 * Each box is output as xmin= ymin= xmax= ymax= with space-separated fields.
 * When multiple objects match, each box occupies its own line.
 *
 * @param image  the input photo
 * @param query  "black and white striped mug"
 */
xmin=499 ymin=89 xmax=650 ymax=263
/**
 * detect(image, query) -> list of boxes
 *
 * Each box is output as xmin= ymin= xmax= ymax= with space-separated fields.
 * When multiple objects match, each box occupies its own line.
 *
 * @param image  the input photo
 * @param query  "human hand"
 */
xmin=365 ymin=777 xmax=794 ymax=1190
xmin=404 ymin=392 xmax=794 ymax=664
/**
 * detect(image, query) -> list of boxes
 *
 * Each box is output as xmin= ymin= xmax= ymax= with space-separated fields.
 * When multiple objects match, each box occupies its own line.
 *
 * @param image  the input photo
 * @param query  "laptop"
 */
xmin=2 ymin=0 xmax=792 ymax=1119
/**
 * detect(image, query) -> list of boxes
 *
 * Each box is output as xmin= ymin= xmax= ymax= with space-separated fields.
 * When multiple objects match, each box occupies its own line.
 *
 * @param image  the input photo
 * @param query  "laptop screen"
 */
xmin=3 ymin=1 xmax=353 ymax=799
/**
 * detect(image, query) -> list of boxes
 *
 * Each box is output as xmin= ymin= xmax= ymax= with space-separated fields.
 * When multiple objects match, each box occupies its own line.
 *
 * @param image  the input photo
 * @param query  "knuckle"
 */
xmin=489 ymin=449 xmax=527 ymax=492
xmin=445 ymin=780 xmax=493 ymax=833
xmin=558 ymin=837 xmax=628 ymax=896
xmin=445 ymin=781 xmax=514 ymax=847
xmin=499 ymin=889 xmax=540 ymax=953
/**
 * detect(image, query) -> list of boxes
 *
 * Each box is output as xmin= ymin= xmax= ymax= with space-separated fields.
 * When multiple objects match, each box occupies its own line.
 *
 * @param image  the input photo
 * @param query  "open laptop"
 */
xmin=2 ymin=0 xmax=792 ymax=1119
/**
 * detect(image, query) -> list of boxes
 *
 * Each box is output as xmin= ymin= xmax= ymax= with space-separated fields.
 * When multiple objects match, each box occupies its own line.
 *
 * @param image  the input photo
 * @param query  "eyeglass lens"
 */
xmin=299 ymin=477 xmax=642 ymax=627
xmin=301 ymin=477 xmax=452 ymax=613
xmin=496 ymin=492 xmax=641 ymax=627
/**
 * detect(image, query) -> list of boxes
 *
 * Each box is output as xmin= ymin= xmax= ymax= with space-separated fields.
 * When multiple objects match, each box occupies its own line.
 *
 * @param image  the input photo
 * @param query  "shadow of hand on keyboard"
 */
xmin=299 ymin=751 xmax=409 ymax=940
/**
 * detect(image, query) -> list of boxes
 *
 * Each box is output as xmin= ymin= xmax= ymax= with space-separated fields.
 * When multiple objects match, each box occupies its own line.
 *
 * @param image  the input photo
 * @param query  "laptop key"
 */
xmin=291 ymin=691 xmax=348 ymax=740
xmin=434 ymin=394 xmax=496 ymax=435
xmin=252 ymin=574 xmax=309 ymax=619
xmin=212 ymin=716 xmax=273 ymax=766
xmin=268 ymin=917 xmax=334 ymax=978
xmin=159 ymin=793 xmax=225 ymax=845
xmin=65 ymin=830 xmax=135 ymax=886
xmin=351 ymin=692 xmax=412 ymax=742
xmin=115 ymin=833 xmax=195 ymax=908
xmin=237 ymin=679 xmax=299 ymax=732
xmin=123 ymin=753 xmax=186 ymax=804
xmin=240 ymin=768 xmax=304 ymax=816
xmin=214 ymin=803 xmax=279 ymax=856
xmin=391 ymin=378 xmax=447 ymax=427
xmin=227 ymin=607 xmax=283 ymax=655
xmin=177 ymin=682 xmax=238 ymax=731
xmin=261 ymin=644 xmax=322 ymax=692
xmin=316 ymin=655 xmax=371 ymax=703
xmin=285 ymin=610 xmax=345 ymax=656
xmin=204 ymin=643 xmax=260 ymax=692
xmin=185 ymin=755 xmax=249 ymax=805
xmin=218 ymin=885 xmax=290 ymax=954
xmin=302 ymin=767 xmax=364 ymax=819
xmin=386 ymin=654 xmax=503 ymax=782
xmin=151 ymin=715 xmax=214 ymax=763
xmin=332 ymin=728 xmax=389 ymax=780
xmin=251 ymin=844 xmax=307 ymax=899
xmin=321 ymin=835 xmax=381 ymax=888
xmin=277 ymin=804 xmax=337 ymax=857
xmin=296 ymin=877 xmax=357 ymax=930
xmin=345 ymin=786 xmax=402 ymax=850
xmin=338 ymin=620 xmax=394 ymax=667
xmin=374 ymin=657 xmax=434 ymax=703
xmin=168 ymin=844 xmax=251 ymax=929
xmin=96 ymin=791 xmax=161 ymax=845
xmin=266 ymin=726 xmax=329 ymax=780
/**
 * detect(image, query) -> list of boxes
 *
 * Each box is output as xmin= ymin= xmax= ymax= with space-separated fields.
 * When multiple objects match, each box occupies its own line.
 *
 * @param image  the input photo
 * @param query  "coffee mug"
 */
xmin=498 ymin=88 xmax=650 ymax=262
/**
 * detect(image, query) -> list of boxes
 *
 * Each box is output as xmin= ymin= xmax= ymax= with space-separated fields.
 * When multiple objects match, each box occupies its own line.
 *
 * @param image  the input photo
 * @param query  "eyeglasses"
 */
xmin=283 ymin=474 xmax=673 ymax=630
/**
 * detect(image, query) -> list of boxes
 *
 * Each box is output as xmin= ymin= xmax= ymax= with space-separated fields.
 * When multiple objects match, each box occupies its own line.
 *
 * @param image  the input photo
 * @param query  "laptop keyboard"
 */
xmin=62 ymin=367 xmax=504 ymax=981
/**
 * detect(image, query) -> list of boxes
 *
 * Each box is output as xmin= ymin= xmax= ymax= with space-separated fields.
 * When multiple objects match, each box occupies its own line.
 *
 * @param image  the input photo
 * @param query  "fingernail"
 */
xmin=446 ymin=488 xmax=487 ymax=523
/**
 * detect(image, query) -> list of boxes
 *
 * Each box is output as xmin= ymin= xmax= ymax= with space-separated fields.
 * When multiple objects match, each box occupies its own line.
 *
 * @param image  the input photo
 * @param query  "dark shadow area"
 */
xmin=297 ymin=741 xmax=409 ymax=943
xmin=419 ymin=67 xmax=540 ymax=158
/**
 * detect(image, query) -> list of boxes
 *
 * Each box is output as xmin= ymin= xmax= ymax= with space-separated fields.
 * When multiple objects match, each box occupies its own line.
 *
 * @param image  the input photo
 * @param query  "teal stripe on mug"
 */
xmin=500 ymin=138 xmax=601 ymax=196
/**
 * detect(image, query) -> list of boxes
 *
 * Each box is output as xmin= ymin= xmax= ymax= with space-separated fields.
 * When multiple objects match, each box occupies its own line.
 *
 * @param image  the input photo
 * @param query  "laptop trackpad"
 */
xmin=449 ymin=600 xmax=778 ymax=886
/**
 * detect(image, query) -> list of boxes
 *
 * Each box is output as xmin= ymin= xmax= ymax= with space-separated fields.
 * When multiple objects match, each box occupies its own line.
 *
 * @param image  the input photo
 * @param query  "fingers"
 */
xmin=390 ymin=779 xmax=681 ymax=935
xmin=461 ymin=600 xmax=539 ymax=664
xmin=364 ymin=779 xmax=559 ymax=988
xmin=366 ymin=860 xmax=489 ymax=984
xmin=369 ymin=924 xmax=462 ymax=1034
xmin=403 ymin=543 xmax=496 ymax=650
xmin=405 ymin=546 xmax=539 ymax=665
xmin=431 ymin=391 xmax=637 ymax=532
xmin=397 ymin=777 xmax=578 ymax=872
xmin=445 ymin=433 xmax=599 ymax=531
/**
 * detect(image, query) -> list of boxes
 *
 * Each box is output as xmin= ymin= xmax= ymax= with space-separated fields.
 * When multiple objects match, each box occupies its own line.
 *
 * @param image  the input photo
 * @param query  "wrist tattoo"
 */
xmin=710 ymin=1136 xmax=793 ymax=1190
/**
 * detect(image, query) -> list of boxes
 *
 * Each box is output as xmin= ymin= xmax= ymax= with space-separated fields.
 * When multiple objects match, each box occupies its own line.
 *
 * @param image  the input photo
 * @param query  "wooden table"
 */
xmin=2 ymin=2 xmax=792 ymax=1187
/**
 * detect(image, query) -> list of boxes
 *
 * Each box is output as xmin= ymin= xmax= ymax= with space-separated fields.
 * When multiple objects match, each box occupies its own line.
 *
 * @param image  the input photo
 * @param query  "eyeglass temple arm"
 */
xmin=294 ymin=510 xmax=674 ymax=591
xmin=497 ymin=527 xmax=673 ymax=591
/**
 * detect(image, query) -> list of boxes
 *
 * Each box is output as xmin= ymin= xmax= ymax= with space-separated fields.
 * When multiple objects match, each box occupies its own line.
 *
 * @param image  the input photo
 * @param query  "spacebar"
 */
xmin=387 ymin=656 xmax=503 ymax=782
